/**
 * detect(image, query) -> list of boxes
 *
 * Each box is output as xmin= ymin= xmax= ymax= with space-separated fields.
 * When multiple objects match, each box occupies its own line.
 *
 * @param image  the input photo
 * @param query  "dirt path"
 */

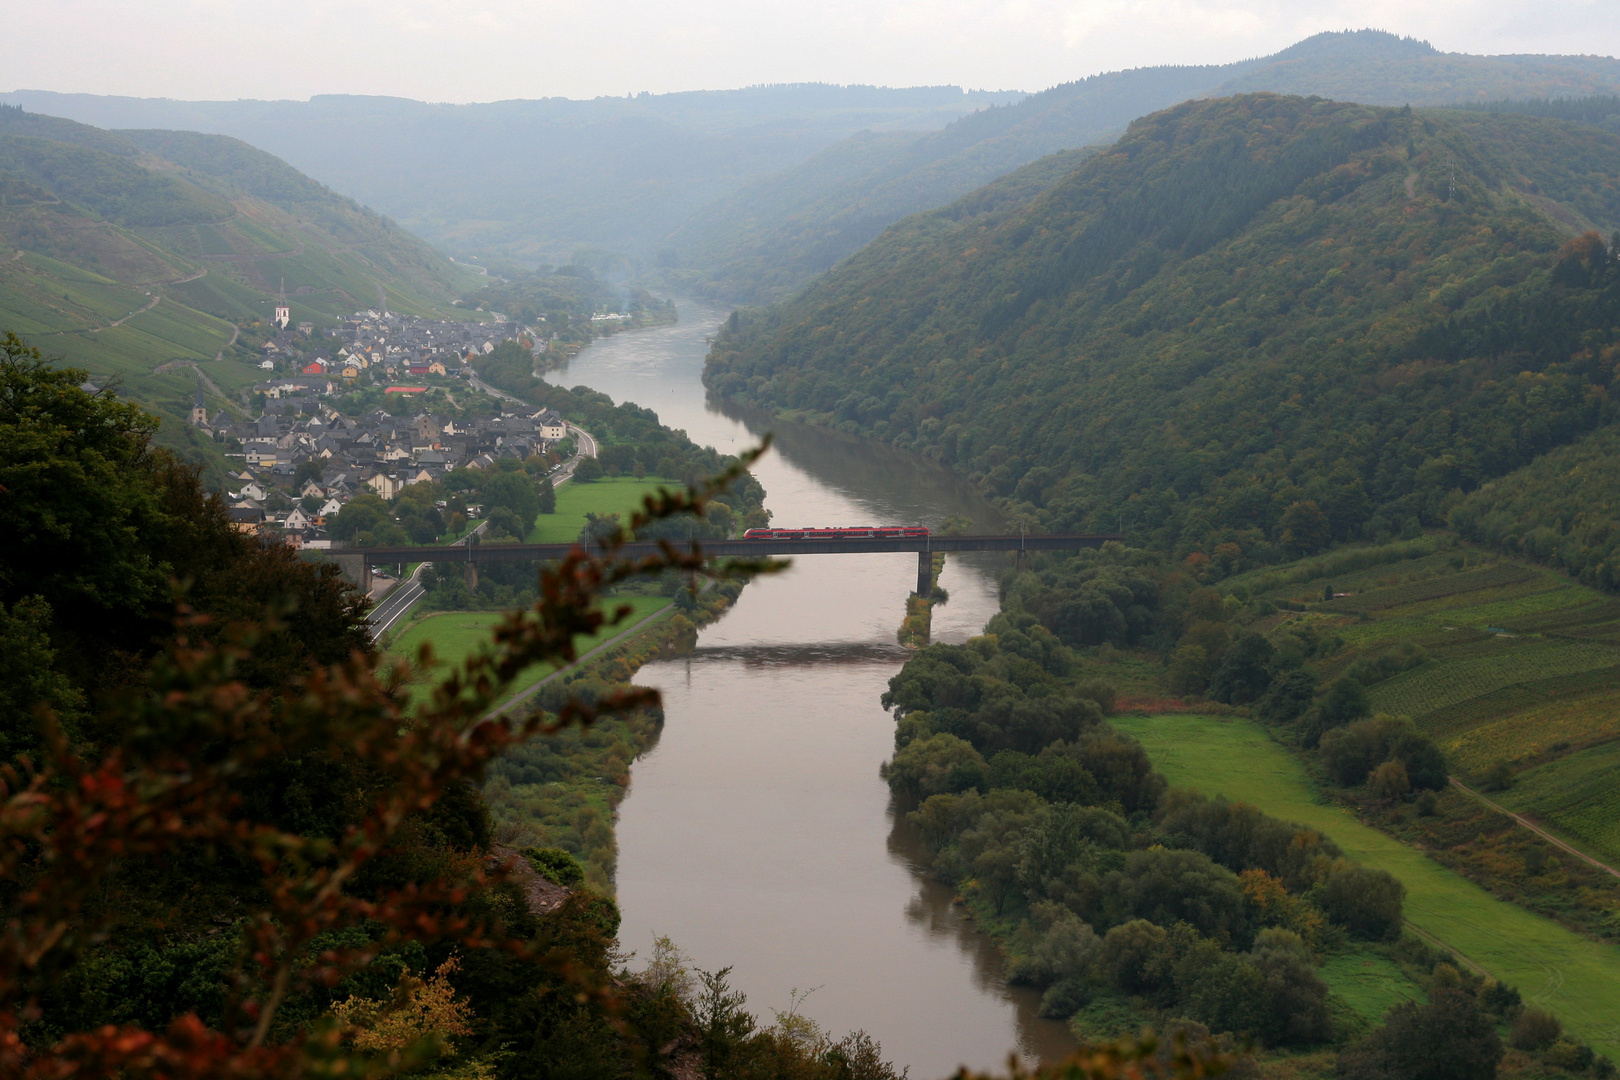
xmin=212 ymin=323 xmax=240 ymax=362
xmin=1450 ymin=777 xmax=1620 ymax=879
xmin=92 ymin=292 xmax=161 ymax=332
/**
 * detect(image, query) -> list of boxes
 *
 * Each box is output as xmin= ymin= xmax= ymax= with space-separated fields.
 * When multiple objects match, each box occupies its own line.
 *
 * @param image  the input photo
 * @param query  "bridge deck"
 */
xmin=345 ymin=533 xmax=1122 ymax=563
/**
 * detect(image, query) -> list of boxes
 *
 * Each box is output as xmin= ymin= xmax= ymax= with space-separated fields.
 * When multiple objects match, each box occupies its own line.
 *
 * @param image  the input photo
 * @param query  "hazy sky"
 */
xmin=6 ymin=0 xmax=1617 ymax=102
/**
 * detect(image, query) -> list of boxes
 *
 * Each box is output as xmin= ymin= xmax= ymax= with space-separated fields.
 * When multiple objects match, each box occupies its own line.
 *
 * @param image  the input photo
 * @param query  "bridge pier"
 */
xmin=332 ymin=551 xmax=372 ymax=594
xmin=917 ymin=551 xmax=932 ymax=598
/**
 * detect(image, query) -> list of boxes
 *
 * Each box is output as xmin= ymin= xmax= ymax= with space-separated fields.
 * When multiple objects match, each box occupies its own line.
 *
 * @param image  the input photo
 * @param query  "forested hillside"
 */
xmin=670 ymin=31 xmax=1620 ymax=304
xmin=0 ymin=104 xmax=480 ymax=459
xmin=707 ymin=94 xmax=1620 ymax=571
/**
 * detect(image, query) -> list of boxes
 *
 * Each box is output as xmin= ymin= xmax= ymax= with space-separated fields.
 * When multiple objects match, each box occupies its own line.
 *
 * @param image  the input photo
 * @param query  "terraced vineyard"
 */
xmin=1235 ymin=540 xmax=1620 ymax=866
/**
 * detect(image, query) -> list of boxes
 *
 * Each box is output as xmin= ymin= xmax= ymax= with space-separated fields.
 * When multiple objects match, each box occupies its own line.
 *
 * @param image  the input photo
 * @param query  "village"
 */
xmin=193 ymin=307 xmax=569 ymax=547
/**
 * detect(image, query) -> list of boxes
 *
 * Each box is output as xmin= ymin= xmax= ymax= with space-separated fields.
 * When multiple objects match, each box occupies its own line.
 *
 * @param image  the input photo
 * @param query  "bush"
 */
xmin=1317 ymin=861 xmax=1404 ymax=940
xmin=1511 ymin=1008 xmax=1562 ymax=1051
xmin=1099 ymin=919 xmax=1172 ymax=995
xmin=882 ymin=732 xmax=987 ymax=797
xmin=1321 ymin=717 xmax=1446 ymax=791
xmin=1257 ymin=669 xmax=1318 ymax=724
xmin=1319 ymin=677 xmax=1371 ymax=728
xmin=1545 ymin=1038 xmax=1596 ymax=1073
xmin=525 ymin=847 xmax=585 ymax=887
xmin=1367 ymin=760 xmax=1411 ymax=801
xmin=1038 ymin=978 xmax=1090 ymax=1019
xmin=1337 ymin=988 xmax=1504 ymax=1080
xmin=1011 ymin=908 xmax=1101 ymax=988
xmin=1115 ymin=848 xmax=1250 ymax=941
xmin=1249 ymin=928 xmax=1333 ymax=1046
xmin=1482 ymin=760 xmax=1515 ymax=792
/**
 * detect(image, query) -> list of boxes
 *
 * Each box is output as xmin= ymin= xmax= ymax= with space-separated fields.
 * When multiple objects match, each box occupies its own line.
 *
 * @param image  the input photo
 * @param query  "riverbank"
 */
xmin=482 ymin=575 xmax=748 ymax=891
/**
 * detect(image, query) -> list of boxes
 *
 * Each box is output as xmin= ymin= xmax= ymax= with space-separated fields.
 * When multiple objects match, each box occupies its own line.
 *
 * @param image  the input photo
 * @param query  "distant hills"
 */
xmin=668 ymin=30 xmax=1620 ymax=303
xmin=8 ymin=32 xmax=1620 ymax=303
xmin=0 ymin=85 xmax=1021 ymax=266
xmin=706 ymin=94 xmax=1620 ymax=563
xmin=0 ymin=104 xmax=481 ymax=462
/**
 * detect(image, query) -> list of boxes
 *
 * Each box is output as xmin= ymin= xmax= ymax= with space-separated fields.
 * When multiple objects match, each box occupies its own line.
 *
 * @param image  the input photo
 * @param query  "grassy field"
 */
xmin=386 ymin=594 xmax=672 ymax=710
xmin=1318 ymin=949 xmax=1424 ymax=1023
xmin=1112 ymin=712 xmax=1620 ymax=1057
xmin=527 ymin=477 xmax=677 ymax=544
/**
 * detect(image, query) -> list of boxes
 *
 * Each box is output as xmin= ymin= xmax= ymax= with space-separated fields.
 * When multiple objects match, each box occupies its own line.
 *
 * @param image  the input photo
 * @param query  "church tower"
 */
xmin=273 ymin=277 xmax=291 ymax=330
xmin=189 ymin=380 xmax=209 ymax=427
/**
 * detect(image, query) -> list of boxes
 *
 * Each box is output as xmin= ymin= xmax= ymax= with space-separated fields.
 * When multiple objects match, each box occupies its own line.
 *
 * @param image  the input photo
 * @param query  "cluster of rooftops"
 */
xmin=214 ymin=400 xmax=569 ymax=547
xmin=251 ymin=309 xmax=539 ymax=387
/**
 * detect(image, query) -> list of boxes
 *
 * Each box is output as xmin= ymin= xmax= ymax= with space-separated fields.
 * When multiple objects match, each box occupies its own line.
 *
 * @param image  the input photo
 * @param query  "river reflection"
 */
xmin=545 ymin=301 xmax=1076 ymax=1076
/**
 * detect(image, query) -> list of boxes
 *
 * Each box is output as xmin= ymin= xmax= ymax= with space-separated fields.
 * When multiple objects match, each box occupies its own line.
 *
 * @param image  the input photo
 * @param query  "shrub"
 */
xmin=1482 ymin=760 xmax=1515 ymax=791
xmin=882 ymin=732 xmax=987 ymax=797
xmin=1336 ymin=988 xmax=1504 ymax=1080
xmin=1319 ymin=677 xmax=1371 ymax=728
xmin=1545 ymin=1039 xmax=1596 ymax=1072
xmin=1010 ymin=908 xmax=1101 ymax=988
xmin=525 ymin=846 xmax=585 ymax=887
xmin=1114 ymin=848 xmax=1250 ymax=941
xmin=1257 ymin=669 xmax=1318 ymax=724
xmin=1511 ymin=1008 xmax=1562 ymax=1052
xmin=1038 ymin=978 xmax=1090 ymax=1019
xmin=1317 ymin=861 xmax=1404 ymax=940
xmin=1099 ymin=919 xmax=1172 ymax=995
xmin=1249 ymin=928 xmax=1333 ymax=1046
xmin=1367 ymin=760 xmax=1411 ymax=801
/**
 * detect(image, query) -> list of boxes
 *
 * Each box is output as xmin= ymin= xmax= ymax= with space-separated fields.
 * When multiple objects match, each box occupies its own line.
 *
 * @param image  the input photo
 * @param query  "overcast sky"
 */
xmin=6 ymin=0 xmax=1617 ymax=102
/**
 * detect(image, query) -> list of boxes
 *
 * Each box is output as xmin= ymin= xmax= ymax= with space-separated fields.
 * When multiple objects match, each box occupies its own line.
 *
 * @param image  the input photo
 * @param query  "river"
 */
xmin=543 ymin=301 xmax=1077 ymax=1075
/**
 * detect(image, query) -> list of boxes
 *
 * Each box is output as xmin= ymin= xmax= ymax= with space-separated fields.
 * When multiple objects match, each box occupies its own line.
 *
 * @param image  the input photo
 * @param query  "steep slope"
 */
xmin=0 ymin=105 xmax=481 ymax=463
xmin=0 ymin=85 xmax=1022 ymax=263
xmin=706 ymin=95 xmax=1620 ymax=559
xmin=672 ymin=31 xmax=1620 ymax=303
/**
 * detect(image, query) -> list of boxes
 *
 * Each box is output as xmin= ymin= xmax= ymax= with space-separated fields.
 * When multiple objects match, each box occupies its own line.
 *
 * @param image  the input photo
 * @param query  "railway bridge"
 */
xmin=337 ymin=533 xmax=1122 ymax=602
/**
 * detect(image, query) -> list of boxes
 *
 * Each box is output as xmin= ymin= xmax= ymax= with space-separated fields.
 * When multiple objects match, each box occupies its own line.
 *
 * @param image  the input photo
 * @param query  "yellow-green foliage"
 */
xmin=1440 ymin=694 xmax=1620 ymax=773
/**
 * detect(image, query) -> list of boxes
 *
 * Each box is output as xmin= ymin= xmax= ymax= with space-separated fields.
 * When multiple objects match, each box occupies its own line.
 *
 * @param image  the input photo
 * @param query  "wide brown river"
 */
xmin=544 ymin=302 xmax=1076 ymax=1074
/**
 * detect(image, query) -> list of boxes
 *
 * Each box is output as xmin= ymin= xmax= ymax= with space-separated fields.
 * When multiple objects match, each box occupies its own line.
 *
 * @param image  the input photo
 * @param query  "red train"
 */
xmin=742 ymin=525 xmax=930 ymax=539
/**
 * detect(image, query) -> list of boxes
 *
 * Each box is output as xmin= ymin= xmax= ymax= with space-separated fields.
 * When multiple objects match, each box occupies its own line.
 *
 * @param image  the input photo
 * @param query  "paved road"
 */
xmin=364 ymin=384 xmax=598 ymax=641
xmin=367 ymin=520 xmax=487 ymax=641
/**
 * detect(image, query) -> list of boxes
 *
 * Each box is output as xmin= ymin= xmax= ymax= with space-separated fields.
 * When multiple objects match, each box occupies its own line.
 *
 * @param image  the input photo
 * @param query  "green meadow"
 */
xmin=386 ymin=594 xmax=672 ymax=710
xmin=1112 ymin=712 xmax=1620 ymax=1057
xmin=527 ymin=477 xmax=677 ymax=544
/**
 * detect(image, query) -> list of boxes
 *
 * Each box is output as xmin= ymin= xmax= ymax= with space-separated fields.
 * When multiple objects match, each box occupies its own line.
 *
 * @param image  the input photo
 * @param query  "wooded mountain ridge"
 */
xmin=706 ymin=94 xmax=1620 ymax=585
xmin=663 ymin=29 xmax=1620 ymax=303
